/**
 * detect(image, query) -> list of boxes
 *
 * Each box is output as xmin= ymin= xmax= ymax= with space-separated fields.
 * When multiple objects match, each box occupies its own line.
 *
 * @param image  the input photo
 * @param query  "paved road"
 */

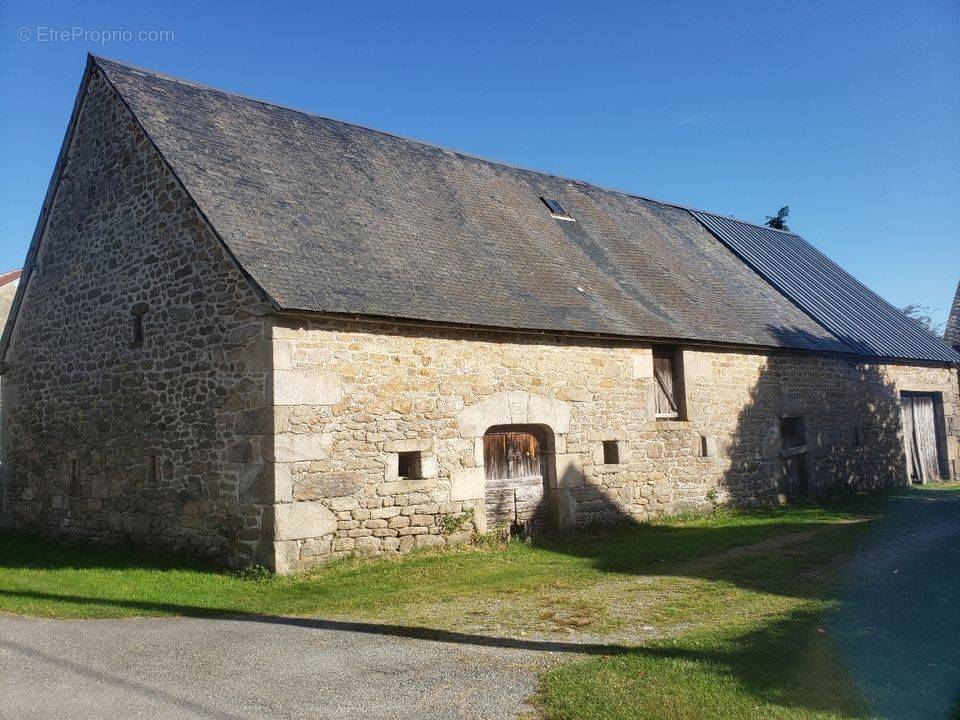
xmin=0 ymin=614 xmax=563 ymax=720
xmin=826 ymin=488 xmax=960 ymax=720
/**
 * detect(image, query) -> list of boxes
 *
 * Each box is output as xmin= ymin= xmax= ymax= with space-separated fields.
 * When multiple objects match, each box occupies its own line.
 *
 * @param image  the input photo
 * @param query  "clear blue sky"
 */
xmin=2 ymin=1 xmax=958 ymax=325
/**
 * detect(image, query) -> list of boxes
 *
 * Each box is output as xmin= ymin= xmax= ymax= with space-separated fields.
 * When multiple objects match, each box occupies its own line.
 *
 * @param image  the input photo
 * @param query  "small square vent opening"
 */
xmin=397 ymin=451 xmax=422 ymax=479
xmin=602 ymin=440 xmax=620 ymax=465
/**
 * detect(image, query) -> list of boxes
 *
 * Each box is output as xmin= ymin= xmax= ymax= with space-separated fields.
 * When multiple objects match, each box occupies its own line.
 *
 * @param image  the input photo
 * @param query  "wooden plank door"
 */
xmin=779 ymin=417 xmax=809 ymax=497
xmin=483 ymin=431 xmax=547 ymax=533
xmin=901 ymin=396 xmax=919 ymax=482
xmin=903 ymin=395 xmax=940 ymax=483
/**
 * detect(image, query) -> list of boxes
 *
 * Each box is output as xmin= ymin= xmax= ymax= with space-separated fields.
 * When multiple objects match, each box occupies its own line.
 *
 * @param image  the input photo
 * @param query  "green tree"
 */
xmin=764 ymin=206 xmax=791 ymax=231
xmin=900 ymin=303 xmax=944 ymax=335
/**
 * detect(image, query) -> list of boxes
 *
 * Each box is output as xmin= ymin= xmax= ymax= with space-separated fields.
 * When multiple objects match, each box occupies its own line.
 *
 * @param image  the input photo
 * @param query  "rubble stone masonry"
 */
xmin=0 ymin=68 xmax=271 ymax=565
xmin=1 ymin=67 xmax=956 ymax=573
xmin=264 ymin=316 xmax=958 ymax=572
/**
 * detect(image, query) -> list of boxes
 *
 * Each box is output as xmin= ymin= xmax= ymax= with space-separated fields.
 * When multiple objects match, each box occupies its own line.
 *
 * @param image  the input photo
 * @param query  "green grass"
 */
xmin=534 ymin=484 xmax=960 ymax=720
xmin=0 ymin=498 xmax=863 ymax=622
xmin=536 ymin=610 xmax=863 ymax=720
xmin=2 ymin=484 xmax=958 ymax=719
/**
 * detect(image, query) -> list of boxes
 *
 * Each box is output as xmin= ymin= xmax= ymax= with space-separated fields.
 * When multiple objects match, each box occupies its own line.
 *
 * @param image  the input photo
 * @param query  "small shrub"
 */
xmin=231 ymin=564 xmax=272 ymax=582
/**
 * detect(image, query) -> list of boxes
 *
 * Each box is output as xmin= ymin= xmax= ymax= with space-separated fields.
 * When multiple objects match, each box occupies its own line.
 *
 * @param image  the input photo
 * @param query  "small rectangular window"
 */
xmin=653 ymin=346 xmax=685 ymax=419
xmin=130 ymin=303 xmax=148 ymax=348
xmin=66 ymin=457 xmax=79 ymax=496
xmin=397 ymin=451 xmax=422 ymax=479
xmin=602 ymin=440 xmax=620 ymax=465
xmin=541 ymin=197 xmax=565 ymax=214
xmin=131 ymin=315 xmax=144 ymax=346
xmin=780 ymin=417 xmax=806 ymax=449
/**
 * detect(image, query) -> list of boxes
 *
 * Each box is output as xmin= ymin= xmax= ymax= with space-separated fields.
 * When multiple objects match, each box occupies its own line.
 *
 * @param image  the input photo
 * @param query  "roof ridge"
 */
xmin=89 ymin=54 xmax=796 ymax=237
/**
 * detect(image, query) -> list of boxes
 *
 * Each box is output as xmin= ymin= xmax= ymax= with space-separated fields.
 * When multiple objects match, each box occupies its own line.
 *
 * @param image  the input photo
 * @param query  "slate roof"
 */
xmin=95 ymin=57 xmax=844 ymax=354
xmin=16 ymin=56 xmax=960 ymax=364
xmin=945 ymin=280 xmax=960 ymax=351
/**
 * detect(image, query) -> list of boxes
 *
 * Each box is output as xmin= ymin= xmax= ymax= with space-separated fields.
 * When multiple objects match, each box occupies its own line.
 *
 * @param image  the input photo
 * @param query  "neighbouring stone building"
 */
xmin=1 ymin=56 xmax=957 ymax=573
xmin=946 ymin=280 xmax=960 ymax=353
xmin=0 ymin=270 xmax=21 ymax=329
xmin=0 ymin=268 xmax=22 ymax=436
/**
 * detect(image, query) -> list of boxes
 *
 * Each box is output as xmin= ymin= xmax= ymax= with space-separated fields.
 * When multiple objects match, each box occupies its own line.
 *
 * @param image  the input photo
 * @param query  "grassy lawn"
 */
xmin=2 ymin=484 xmax=958 ymax=719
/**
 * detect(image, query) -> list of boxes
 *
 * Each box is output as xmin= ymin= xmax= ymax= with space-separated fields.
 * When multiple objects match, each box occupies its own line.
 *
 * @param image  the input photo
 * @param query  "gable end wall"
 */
xmin=0 ymin=68 xmax=273 ymax=566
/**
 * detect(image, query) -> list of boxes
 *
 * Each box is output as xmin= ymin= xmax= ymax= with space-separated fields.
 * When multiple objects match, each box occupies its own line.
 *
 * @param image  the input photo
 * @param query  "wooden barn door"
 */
xmin=483 ymin=429 xmax=548 ymax=535
xmin=901 ymin=394 xmax=940 ymax=484
xmin=779 ymin=417 xmax=809 ymax=498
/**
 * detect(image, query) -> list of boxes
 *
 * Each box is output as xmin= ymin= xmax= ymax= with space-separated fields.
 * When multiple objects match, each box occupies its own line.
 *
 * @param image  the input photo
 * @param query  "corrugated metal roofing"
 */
xmin=691 ymin=212 xmax=960 ymax=364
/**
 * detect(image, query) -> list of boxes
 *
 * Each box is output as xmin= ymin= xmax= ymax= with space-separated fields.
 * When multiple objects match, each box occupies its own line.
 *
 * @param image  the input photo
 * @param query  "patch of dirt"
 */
xmin=678 ymin=522 xmax=864 ymax=575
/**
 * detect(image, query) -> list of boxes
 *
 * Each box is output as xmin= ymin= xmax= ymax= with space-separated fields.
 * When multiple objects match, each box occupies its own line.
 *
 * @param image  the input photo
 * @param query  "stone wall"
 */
xmin=266 ymin=315 xmax=959 ymax=572
xmin=0 ymin=68 xmax=272 ymax=565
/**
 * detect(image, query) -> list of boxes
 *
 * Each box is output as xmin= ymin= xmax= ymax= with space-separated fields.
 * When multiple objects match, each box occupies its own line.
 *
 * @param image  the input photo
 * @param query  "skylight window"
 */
xmin=541 ymin=197 xmax=574 ymax=220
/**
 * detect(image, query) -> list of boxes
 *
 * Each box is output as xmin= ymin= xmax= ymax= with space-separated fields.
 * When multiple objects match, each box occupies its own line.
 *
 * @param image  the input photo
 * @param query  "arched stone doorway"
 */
xmin=453 ymin=391 xmax=577 ymax=534
xmin=483 ymin=424 xmax=551 ymax=535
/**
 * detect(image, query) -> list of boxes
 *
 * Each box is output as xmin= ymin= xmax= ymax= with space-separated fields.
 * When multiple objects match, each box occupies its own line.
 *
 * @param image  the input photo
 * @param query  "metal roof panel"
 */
xmin=691 ymin=211 xmax=960 ymax=364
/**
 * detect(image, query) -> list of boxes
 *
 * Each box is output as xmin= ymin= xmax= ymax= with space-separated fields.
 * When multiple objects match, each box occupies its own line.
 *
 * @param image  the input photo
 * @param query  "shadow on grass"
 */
xmin=537 ymin=608 xmax=867 ymax=719
xmin=0 ymin=501 xmax=872 ymax=606
xmin=0 ymin=530 xmax=217 ymax=573
xmin=535 ymin=487 xmax=960 ymax=719
xmin=0 ymin=588 xmax=630 ymax=655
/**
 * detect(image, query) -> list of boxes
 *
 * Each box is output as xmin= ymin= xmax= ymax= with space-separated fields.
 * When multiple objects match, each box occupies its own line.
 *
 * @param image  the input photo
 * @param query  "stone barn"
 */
xmin=1 ymin=56 xmax=958 ymax=573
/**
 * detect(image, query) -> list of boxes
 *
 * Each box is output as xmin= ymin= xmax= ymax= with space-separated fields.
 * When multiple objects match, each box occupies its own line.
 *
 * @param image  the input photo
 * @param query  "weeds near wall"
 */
xmin=440 ymin=507 xmax=475 ymax=535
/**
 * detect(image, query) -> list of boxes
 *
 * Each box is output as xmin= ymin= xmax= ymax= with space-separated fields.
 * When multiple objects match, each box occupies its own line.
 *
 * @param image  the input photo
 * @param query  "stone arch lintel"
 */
xmin=455 ymin=390 xmax=572 ymax=438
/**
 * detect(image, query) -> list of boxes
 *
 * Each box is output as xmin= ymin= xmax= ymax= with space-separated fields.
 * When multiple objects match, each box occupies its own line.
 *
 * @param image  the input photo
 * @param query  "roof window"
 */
xmin=541 ymin=197 xmax=574 ymax=221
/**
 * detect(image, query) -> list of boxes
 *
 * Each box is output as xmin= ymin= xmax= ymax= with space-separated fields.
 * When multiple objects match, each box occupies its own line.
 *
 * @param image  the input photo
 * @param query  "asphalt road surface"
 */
xmin=0 ymin=613 xmax=557 ymax=720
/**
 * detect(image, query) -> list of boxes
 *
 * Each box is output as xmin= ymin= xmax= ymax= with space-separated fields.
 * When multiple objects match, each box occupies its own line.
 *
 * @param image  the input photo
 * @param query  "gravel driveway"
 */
xmin=0 ymin=614 xmax=565 ymax=720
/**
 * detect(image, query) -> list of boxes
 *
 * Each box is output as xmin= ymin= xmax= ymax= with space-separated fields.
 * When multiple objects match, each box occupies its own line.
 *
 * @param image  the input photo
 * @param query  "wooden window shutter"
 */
xmin=653 ymin=347 xmax=678 ymax=417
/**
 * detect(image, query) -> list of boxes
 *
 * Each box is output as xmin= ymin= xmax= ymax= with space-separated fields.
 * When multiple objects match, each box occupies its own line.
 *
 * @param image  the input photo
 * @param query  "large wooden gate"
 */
xmin=483 ymin=428 xmax=549 ymax=534
xmin=901 ymin=394 xmax=941 ymax=483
